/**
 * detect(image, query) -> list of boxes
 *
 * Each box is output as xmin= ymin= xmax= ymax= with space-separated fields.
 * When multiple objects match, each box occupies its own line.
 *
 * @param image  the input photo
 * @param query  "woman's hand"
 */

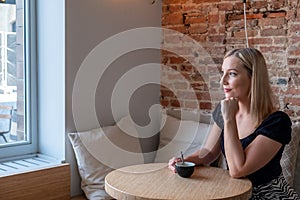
xmin=221 ymin=97 xmax=239 ymax=121
xmin=168 ymin=157 xmax=181 ymax=173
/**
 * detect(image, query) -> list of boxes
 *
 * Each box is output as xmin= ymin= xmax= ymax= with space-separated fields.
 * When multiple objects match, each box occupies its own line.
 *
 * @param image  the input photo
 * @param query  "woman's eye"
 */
xmin=229 ymin=72 xmax=237 ymax=76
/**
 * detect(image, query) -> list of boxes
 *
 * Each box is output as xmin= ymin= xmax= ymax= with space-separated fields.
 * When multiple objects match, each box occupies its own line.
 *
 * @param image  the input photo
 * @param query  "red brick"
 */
xmin=282 ymin=87 xmax=300 ymax=95
xmin=218 ymin=3 xmax=234 ymax=11
xmin=168 ymin=5 xmax=183 ymax=12
xmin=273 ymin=37 xmax=288 ymax=45
xmin=267 ymin=12 xmax=286 ymax=18
xmin=167 ymin=73 xmax=182 ymax=80
xmin=162 ymin=5 xmax=169 ymax=13
xmin=197 ymin=91 xmax=211 ymax=101
xmin=164 ymin=25 xmax=189 ymax=34
xmin=160 ymin=99 xmax=169 ymax=107
xmin=190 ymin=72 xmax=204 ymax=81
xmin=185 ymin=15 xmax=207 ymax=24
xmin=270 ymin=1 xmax=286 ymax=10
xmin=169 ymin=56 xmax=186 ymax=64
xmin=173 ymin=82 xmax=188 ymax=89
xmin=260 ymin=28 xmax=287 ymax=37
xmin=182 ymin=4 xmax=200 ymax=12
xmin=226 ymin=20 xmax=245 ymax=29
xmin=248 ymin=37 xmax=273 ymax=45
xmin=188 ymin=24 xmax=208 ymax=34
xmin=288 ymin=58 xmax=298 ymax=65
xmin=191 ymin=82 xmax=208 ymax=91
xmin=185 ymin=101 xmax=199 ymax=109
xmin=288 ymin=47 xmax=300 ymax=56
xmin=208 ymin=27 xmax=218 ymax=35
xmin=208 ymin=35 xmax=225 ymax=43
xmin=208 ymin=14 xmax=219 ymax=24
xmin=234 ymin=30 xmax=259 ymax=38
xmin=220 ymin=13 xmax=226 ymax=24
xmin=162 ymin=13 xmax=183 ymax=25
xmin=180 ymin=63 xmax=194 ymax=72
xmin=246 ymin=13 xmax=264 ymax=19
xmin=163 ymin=34 xmax=182 ymax=44
xmin=193 ymin=0 xmax=220 ymax=3
xmin=181 ymin=72 xmax=192 ymax=80
xmin=227 ymin=13 xmax=243 ymax=21
xmin=252 ymin=1 xmax=268 ymax=9
xmin=170 ymin=99 xmax=181 ymax=107
xmin=296 ymin=8 xmax=300 ymax=21
xmin=233 ymin=2 xmax=250 ymax=11
xmin=286 ymin=10 xmax=296 ymax=21
xmin=287 ymin=97 xmax=300 ymax=106
xmin=260 ymin=17 xmax=285 ymax=28
xmin=225 ymin=38 xmax=247 ymax=45
xmin=260 ymin=46 xmax=286 ymax=53
xmin=161 ymin=89 xmax=175 ymax=98
xmin=200 ymin=102 xmax=212 ymax=110
xmin=177 ymin=91 xmax=199 ymax=100
xmin=289 ymin=24 xmax=300 ymax=32
xmin=189 ymin=34 xmax=207 ymax=42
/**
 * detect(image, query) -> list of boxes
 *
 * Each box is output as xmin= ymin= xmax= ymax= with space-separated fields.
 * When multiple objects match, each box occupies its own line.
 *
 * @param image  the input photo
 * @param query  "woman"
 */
xmin=168 ymin=48 xmax=299 ymax=199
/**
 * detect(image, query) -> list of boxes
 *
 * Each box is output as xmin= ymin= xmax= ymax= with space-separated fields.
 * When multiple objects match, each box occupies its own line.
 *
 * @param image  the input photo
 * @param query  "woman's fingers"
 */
xmin=221 ymin=97 xmax=239 ymax=120
xmin=168 ymin=157 xmax=181 ymax=173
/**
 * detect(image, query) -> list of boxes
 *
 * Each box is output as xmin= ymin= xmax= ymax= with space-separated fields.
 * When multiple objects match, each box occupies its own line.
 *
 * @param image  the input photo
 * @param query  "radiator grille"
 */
xmin=0 ymin=155 xmax=62 ymax=176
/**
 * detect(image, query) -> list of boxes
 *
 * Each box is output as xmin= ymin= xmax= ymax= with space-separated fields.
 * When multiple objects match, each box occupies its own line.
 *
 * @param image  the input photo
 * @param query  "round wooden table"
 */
xmin=105 ymin=163 xmax=252 ymax=200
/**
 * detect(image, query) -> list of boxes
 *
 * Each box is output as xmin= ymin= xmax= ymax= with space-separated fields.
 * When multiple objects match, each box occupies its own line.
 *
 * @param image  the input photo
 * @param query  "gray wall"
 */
xmin=65 ymin=0 xmax=162 ymax=196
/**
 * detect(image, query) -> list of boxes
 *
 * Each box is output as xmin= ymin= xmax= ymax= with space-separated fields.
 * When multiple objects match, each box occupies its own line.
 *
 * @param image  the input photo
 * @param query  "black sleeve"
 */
xmin=212 ymin=102 xmax=224 ymax=130
xmin=255 ymin=111 xmax=292 ymax=144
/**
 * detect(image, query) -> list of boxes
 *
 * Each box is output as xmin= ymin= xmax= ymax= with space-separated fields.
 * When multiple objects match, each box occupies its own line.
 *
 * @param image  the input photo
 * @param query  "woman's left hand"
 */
xmin=221 ymin=97 xmax=239 ymax=121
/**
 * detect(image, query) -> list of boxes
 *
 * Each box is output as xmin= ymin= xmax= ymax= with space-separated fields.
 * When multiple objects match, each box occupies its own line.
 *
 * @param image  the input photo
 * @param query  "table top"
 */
xmin=105 ymin=163 xmax=252 ymax=200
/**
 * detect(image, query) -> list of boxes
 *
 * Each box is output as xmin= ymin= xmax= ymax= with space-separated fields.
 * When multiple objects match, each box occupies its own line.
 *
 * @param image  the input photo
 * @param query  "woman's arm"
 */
xmin=224 ymin=127 xmax=282 ymax=178
xmin=168 ymin=122 xmax=222 ymax=172
xmin=221 ymin=98 xmax=282 ymax=178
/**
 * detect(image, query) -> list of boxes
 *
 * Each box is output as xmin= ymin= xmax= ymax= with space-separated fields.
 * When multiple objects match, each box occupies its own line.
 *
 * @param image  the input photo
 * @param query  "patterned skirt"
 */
xmin=250 ymin=174 xmax=300 ymax=200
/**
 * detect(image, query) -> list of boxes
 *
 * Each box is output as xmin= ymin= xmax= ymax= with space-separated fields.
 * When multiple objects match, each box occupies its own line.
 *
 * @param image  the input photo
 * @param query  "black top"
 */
xmin=212 ymin=103 xmax=292 ymax=186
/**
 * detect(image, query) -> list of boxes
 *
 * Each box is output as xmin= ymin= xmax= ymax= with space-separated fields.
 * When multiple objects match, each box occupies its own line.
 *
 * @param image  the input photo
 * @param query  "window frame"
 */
xmin=0 ymin=0 xmax=38 ymax=160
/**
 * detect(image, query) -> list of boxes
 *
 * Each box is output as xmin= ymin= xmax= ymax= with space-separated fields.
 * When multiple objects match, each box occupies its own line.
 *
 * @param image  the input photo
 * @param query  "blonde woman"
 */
xmin=168 ymin=48 xmax=299 ymax=199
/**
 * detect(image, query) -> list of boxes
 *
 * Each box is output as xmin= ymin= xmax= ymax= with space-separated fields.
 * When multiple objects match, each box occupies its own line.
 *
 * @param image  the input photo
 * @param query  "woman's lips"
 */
xmin=224 ymin=88 xmax=232 ymax=92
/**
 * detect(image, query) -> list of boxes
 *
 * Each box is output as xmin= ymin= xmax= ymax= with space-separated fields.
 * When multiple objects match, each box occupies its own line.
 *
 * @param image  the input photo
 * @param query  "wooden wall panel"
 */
xmin=0 ymin=163 xmax=70 ymax=200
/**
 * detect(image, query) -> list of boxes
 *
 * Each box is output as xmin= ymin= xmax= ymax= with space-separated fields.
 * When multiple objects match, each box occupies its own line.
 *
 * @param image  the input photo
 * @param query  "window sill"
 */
xmin=0 ymin=153 xmax=64 ymax=177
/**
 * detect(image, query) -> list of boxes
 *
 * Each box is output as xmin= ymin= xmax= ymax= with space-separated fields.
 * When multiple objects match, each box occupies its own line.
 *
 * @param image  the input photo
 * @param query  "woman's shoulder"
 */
xmin=265 ymin=110 xmax=291 ymax=123
xmin=257 ymin=110 xmax=292 ymax=144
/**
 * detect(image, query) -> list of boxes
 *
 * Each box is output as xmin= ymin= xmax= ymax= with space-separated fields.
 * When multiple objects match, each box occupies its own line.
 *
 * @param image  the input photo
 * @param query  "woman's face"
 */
xmin=220 ymin=56 xmax=251 ymax=100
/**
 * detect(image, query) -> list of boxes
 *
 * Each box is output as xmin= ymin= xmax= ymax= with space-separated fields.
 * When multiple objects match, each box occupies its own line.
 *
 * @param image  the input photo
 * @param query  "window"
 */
xmin=0 ymin=0 xmax=37 ymax=159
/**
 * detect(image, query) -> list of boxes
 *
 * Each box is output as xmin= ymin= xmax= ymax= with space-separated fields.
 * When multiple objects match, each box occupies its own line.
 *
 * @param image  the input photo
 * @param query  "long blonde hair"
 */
xmin=224 ymin=48 xmax=275 ymax=126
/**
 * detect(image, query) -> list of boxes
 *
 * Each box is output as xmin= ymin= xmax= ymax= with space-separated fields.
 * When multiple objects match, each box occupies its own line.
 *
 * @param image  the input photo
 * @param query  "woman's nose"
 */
xmin=220 ymin=74 xmax=228 ymax=85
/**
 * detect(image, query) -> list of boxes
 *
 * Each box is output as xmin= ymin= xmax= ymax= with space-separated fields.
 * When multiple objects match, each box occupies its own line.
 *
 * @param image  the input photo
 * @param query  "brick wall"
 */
xmin=161 ymin=0 xmax=300 ymax=123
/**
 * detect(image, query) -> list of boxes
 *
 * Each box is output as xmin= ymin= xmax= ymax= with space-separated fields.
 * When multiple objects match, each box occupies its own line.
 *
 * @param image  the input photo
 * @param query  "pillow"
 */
xmin=294 ymin=143 xmax=300 ymax=194
xmin=154 ymin=113 xmax=211 ymax=163
xmin=280 ymin=123 xmax=300 ymax=186
xmin=68 ymin=117 xmax=144 ymax=200
xmin=68 ymin=127 xmax=113 ymax=200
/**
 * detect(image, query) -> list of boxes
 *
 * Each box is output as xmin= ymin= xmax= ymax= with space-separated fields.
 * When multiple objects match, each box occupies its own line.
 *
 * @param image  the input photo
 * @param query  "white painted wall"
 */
xmin=37 ymin=0 xmax=65 ymax=161
xmin=65 ymin=0 xmax=162 ymax=196
xmin=37 ymin=0 xmax=161 ymax=196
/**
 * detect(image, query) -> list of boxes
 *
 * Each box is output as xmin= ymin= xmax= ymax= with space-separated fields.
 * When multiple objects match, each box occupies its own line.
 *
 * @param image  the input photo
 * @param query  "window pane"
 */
xmin=0 ymin=0 xmax=26 ymax=146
